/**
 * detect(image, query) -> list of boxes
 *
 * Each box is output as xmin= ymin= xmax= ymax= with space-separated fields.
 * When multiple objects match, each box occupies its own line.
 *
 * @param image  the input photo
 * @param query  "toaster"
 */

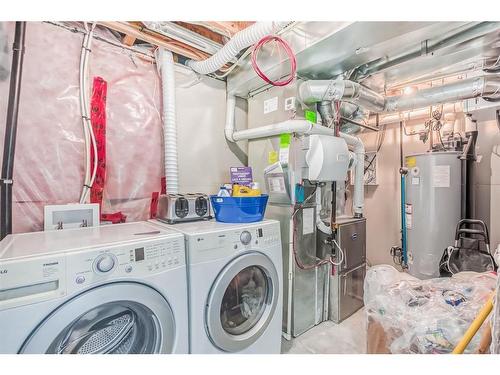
xmin=156 ymin=193 xmax=212 ymax=224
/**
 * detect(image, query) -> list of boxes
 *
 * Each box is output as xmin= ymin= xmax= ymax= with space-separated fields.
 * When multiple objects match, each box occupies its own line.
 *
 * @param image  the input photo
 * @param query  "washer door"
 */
xmin=20 ymin=282 xmax=176 ymax=354
xmin=205 ymin=252 xmax=279 ymax=352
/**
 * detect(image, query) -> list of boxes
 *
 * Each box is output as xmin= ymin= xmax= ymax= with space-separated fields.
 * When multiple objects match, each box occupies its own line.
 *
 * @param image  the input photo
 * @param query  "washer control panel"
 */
xmin=240 ymin=231 xmax=252 ymax=245
xmin=93 ymin=253 xmax=117 ymax=274
xmin=65 ymin=235 xmax=185 ymax=290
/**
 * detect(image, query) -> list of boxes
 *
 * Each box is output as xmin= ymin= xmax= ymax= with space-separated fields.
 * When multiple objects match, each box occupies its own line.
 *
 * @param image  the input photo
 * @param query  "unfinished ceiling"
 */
xmin=59 ymin=21 xmax=500 ymax=99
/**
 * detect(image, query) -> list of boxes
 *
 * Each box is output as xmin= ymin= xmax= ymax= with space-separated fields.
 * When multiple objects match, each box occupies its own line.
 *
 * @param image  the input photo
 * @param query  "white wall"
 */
xmin=355 ymin=107 xmax=500 ymax=266
xmin=175 ymin=67 xmax=247 ymax=194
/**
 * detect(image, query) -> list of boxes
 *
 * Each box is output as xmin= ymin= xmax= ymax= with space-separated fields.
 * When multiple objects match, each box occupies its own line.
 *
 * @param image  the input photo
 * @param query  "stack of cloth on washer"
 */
xmin=364 ymin=265 xmax=497 ymax=354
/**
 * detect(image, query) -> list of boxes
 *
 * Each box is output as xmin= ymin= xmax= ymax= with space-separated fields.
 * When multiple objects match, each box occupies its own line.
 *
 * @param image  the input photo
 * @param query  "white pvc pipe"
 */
xmin=186 ymin=22 xmax=289 ymax=75
xmin=158 ymin=49 xmax=179 ymax=194
xmin=339 ymin=133 xmax=365 ymax=217
xmin=231 ymin=119 xmax=337 ymax=141
xmin=225 ymin=94 xmax=237 ymax=142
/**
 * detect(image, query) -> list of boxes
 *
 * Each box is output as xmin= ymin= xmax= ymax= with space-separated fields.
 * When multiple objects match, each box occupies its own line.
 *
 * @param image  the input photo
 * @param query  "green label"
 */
xmin=280 ymin=133 xmax=291 ymax=148
xmin=304 ymin=109 xmax=317 ymax=124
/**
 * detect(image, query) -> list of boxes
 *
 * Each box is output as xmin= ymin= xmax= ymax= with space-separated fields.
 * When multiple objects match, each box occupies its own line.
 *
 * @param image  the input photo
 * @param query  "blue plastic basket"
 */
xmin=210 ymin=195 xmax=269 ymax=223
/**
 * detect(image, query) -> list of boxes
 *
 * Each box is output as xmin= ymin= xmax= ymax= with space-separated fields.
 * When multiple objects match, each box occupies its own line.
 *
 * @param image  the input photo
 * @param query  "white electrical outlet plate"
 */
xmin=284 ymin=97 xmax=295 ymax=111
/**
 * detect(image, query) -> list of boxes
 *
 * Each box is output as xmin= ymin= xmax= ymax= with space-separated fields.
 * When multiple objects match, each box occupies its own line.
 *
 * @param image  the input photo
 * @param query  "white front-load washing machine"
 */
xmin=0 ymin=221 xmax=189 ymax=354
xmin=151 ymin=219 xmax=283 ymax=354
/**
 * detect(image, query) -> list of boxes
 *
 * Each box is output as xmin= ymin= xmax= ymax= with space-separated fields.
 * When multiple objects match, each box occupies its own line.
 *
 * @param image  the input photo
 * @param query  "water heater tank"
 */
xmin=405 ymin=152 xmax=462 ymax=279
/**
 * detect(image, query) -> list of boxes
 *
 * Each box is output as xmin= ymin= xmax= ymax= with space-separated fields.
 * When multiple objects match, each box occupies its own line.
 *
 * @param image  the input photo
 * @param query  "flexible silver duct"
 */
xmin=299 ymin=75 xmax=500 ymax=113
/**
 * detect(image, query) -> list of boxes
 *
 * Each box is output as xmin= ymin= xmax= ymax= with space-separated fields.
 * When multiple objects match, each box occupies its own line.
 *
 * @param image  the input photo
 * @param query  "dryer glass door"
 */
xmin=20 ymin=282 xmax=176 ymax=354
xmin=206 ymin=252 xmax=279 ymax=352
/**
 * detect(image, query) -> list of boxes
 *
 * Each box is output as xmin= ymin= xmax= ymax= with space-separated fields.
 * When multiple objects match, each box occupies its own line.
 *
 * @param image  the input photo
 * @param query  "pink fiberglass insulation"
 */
xmin=0 ymin=22 xmax=163 ymax=233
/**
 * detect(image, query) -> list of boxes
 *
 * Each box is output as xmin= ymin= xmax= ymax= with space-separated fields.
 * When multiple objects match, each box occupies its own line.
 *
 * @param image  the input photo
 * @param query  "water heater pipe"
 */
xmin=186 ymin=22 xmax=289 ymax=75
xmin=158 ymin=48 xmax=179 ymax=194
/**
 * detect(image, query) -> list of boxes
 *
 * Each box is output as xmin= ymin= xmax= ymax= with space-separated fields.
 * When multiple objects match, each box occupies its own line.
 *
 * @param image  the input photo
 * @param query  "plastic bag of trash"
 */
xmin=365 ymin=265 xmax=496 ymax=354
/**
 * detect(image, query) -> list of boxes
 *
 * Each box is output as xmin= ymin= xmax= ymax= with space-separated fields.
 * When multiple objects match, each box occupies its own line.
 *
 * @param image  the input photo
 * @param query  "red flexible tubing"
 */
xmin=251 ymin=35 xmax=297 ymax=87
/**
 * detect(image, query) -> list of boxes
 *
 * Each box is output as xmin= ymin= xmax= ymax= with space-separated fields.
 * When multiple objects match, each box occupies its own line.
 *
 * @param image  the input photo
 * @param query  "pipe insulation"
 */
xmin=186 ymin=22 xmax=289 ymax=75
xmin=158 ymin=48 xmax=179 ymax=194
xmin=298 ymin=75 xmax=500 ymax=113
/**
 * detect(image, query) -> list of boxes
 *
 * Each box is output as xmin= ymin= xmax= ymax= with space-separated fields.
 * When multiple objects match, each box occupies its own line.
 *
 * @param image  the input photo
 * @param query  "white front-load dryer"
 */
xmin=151 ymin=219 xmax=283 ymax=354
xmin=0 ymin=222 xmax=189 ymax=354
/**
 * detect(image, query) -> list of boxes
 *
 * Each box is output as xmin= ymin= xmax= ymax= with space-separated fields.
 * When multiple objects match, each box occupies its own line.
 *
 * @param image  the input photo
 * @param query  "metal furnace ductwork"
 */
xmin=298 ymin=75 xmax=500 ymax=114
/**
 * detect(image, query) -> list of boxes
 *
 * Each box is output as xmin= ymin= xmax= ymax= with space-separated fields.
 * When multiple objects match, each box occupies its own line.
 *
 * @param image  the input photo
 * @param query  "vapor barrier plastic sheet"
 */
xmin=0 ymin=22 xmax=163 ymax=233
xmin=365 ymin=265 xmax=497 ymax=354
xmin=492 ymin=274 xmax=500 ymax=353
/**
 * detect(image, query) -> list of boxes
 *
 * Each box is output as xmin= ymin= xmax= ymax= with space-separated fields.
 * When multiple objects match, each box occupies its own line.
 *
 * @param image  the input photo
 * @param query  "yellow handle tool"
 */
xmin=452 ymin=294 xmax=494 ymax=354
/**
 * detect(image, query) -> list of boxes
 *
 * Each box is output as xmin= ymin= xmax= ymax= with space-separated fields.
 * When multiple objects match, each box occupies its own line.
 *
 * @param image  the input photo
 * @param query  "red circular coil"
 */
xmin=251 ymin=35 xmax=297 ymax=87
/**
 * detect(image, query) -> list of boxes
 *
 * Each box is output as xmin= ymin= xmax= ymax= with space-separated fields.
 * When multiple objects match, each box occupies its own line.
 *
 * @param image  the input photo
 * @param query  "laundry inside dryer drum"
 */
xmin=220 ymin=266 xmax=269 ymax=335
xmin=47 ymin=301 xmax=161 ymax=354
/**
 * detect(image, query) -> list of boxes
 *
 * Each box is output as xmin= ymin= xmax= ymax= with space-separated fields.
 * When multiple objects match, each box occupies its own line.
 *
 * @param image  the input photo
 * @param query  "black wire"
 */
xmin=364 ymin=154 xmax=377 ymax=175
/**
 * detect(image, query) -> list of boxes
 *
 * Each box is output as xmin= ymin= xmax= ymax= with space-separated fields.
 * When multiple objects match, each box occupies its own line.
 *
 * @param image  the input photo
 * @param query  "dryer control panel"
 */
xmin=187 ymin=221 xmax=281 ymax=263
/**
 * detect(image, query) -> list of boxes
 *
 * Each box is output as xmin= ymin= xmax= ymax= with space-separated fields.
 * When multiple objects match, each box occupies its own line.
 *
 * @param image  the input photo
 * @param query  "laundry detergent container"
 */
xmin=210 ymin=195 xmax=268 ymax=223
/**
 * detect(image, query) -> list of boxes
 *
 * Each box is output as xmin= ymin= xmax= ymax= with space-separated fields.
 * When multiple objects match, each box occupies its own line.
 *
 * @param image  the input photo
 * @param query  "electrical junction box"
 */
xmin=44 ymin=203 xmax=100 ymax=231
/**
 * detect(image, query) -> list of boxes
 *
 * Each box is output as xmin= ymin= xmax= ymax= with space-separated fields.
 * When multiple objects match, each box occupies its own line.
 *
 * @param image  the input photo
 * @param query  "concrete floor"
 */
xmin=281 ymin=308 xmax=367 ymax=354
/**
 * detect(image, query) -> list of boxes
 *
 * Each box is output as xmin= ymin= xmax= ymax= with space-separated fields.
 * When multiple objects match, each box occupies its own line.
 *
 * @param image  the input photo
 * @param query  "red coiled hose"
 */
xmin=251 ymin=35 xmax=297 ymax=87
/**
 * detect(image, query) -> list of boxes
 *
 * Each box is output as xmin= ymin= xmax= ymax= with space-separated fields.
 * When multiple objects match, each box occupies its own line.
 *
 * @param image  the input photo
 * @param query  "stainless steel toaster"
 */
xmin=156 ymin=193 xmax=212 ymax=224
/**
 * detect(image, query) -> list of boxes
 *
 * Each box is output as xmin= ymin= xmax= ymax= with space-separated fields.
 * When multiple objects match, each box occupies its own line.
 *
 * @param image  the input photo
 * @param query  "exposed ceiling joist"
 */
xmin=198 ymin=21 xmax=255 ymax=36
xmin=173 ymin=22 xmax=226 ymax=44
xmin=98 ymin=21 xmax=210 ymax=61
